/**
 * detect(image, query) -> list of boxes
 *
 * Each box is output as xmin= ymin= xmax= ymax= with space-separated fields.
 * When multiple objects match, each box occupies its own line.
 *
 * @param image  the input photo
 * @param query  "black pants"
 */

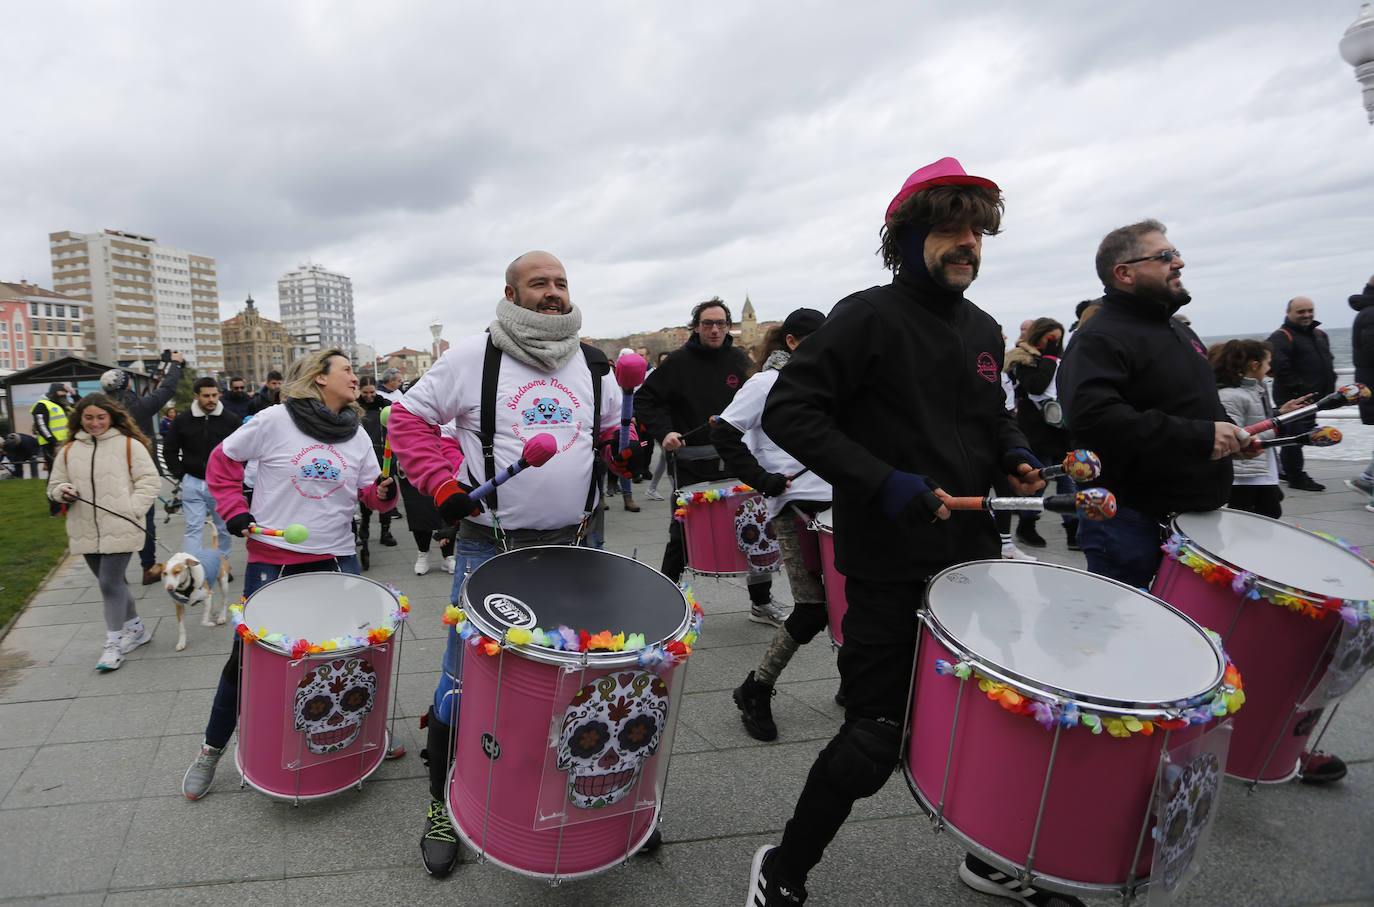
xmin=1227 ymin=484 xmax=1283 ymax=519
xmin=357 ymin=503 xmax=394 ymax=540
xmin=776 ymin=574 xmax=926 ymax=881
xmin=1279 ymin=413 xmax=1316 ymax=479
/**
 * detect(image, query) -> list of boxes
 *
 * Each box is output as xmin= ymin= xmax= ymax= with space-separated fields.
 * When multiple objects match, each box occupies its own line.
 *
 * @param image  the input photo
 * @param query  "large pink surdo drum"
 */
xmin=811 ymin=508 xmax=848 ymax=647
xmin=447 ymin=547 xmax=699 ymax=880
xmin=906 ymin=561 xmax=1242 ymax=898
xmin=676 ymin=480 xmax=781 ymax=576
xmin=1151 ymin=509 xmax=1374 ymax=783
xmin=234 ymin=573 xmax=405 ymax=802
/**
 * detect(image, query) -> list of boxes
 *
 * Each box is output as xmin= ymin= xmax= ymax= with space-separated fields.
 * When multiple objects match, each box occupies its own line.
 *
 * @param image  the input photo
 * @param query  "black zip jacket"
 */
xmin=634 ymin=333 xmax=752 ymax=485
xmin=762 ymin=269 xmax=1026 ymax=581
xmin=1350 ymin=285 xmax=1374 ymax=425
xmin=162 ymin=403 xmax=241 ymax=481
xmin=1058 ymin=287 xmax=1231 ymax=518
xmin=1267 ymin=318 xmax=1335 ymax=404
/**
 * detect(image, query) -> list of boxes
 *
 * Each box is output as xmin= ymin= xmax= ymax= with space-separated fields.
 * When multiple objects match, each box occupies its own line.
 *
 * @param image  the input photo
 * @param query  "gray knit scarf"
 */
xmin=763 ymin=349 xmax=791 ymax=372
xmin=489 ymin=298 xmax=584 ymax=371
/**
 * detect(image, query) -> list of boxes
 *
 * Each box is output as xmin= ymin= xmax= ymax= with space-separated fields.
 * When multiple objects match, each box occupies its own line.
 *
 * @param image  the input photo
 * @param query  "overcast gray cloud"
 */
xmin=2 ymin=1 xmax=1370 ymax=354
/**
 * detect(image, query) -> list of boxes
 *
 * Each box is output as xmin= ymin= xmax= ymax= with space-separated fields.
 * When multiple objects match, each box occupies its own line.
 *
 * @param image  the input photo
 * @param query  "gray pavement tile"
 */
xmin=11 ymin=604 xmax=102 ymax=629
xmin=110 ymin=791 xmax=288 ymax=889
xmin=677 ymin=686 xmax=836 ymax=751
xmin=0 ymin=623 xmax=82 ymax=666
xmin=74 ymin=651 xmax=226 ymax=698
xmin=47 ymin=689 xmax=178 ymax=744
xmin=0 ymin=661 xmax=85 ymax=703
xmin=0 ymin=801 xmax=135 ymax=899
xmin=3 ymin=737 xmax=159 ymax=808
xmin=665 ymin=719 xmax=712 ymax=755
xmin=50 ymin=618 xmax=227 ymax=668
xmin=0 ymin=895 xmax=106 ymax=906
xmin=0 ymin=746 xmax=35 ymax=803
xmin=22 ymin=587 xmax=87 ymax=608
xmin=278 ymin=777 xmax=430 ymax=875
xmin=0 ymin=697 xmax=72 ymax=748
xmin=104 ymin=880 xmax=287 ymax=907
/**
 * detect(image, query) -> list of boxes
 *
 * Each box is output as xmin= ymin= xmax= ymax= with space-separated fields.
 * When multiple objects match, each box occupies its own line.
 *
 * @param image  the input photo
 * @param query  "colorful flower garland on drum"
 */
xmin=442 ymin=587 xmax=705 ymax=672
xmin=1162 ymin=533 xmax=1373 ymax=625
xmin=933 ymin=630 xmax=1245 ymax=739
xmin=673 ymin=484 xmax=756 ymax=521
xmin=230 ymin=585 xmax=411 ymax=659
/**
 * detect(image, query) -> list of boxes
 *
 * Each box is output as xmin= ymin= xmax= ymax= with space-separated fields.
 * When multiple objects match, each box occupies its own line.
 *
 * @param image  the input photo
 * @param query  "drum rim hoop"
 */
xmin=241 ymin=572 xmax=403 ymax=656
xmin=460 ymin=545 xmax=693 ymax=668
xmin=922 ymin=560 xmax=1226 ymax=718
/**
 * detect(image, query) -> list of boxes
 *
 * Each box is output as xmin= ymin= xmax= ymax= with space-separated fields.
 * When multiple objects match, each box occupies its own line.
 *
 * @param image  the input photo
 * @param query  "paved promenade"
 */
xmin=2 ymin=462 xmax=1372 ymax=906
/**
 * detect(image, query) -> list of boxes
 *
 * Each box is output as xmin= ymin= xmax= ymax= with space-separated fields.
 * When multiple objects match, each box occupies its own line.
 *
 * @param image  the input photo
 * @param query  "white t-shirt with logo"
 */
xmin=219 ymin=404 xmax=381 ymax=556
xmin=718 ymin=368 xmax=832 ymax=520
xmin=400 ymin=333 xmax=622 ymax=531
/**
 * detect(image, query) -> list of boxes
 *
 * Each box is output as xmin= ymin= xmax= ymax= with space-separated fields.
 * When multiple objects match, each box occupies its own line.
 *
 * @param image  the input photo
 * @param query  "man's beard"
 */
xmin=1138 ymin=274 xmax=1191 ymax=310
xmin=928 ymin=251 xmax=980 ymax=292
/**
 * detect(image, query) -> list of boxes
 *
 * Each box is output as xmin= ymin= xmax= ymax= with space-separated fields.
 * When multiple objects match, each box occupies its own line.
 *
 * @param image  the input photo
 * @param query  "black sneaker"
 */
xmin=959 ymin=854 xmax=1084 ymax=906
xmin=421 ymin=796 xmax=461 ymax=876
xmin=1288 ymin=474 xmax=1326 ymax=492
xmin=359 ymin=543 xmax=370 ymax=572
xmin=637 ymin=827 xmax=663 ymax=855
xmin=1015 ymin=522 xmax=1047 ymax=548
xmin=748 ymin=845 xmax=807 ymax=906
xmin=380 ymin=529 xmax=398 ymax=547
xmin=1298 ymin=750 xmax=1347 ymax=784
xmin=733 ymin=671 xmax=778 ymax=741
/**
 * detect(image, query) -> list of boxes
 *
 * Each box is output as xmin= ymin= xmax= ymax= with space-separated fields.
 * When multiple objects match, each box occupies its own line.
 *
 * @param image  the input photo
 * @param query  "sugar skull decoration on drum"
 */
xmin=556 ymin=671 xmax=669 ymax=808
xmin=293 ymin=657 xmax=378 ymax=755
xmin=734 ymin=495 xmax=780 ymax=573
xmin=1154 ymin=751 xmax=1222 ymax=891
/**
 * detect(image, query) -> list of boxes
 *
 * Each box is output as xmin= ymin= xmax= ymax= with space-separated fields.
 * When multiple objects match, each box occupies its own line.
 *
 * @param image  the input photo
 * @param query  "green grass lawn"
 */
xmin=0 ymin=479 xmax=69 ymax=630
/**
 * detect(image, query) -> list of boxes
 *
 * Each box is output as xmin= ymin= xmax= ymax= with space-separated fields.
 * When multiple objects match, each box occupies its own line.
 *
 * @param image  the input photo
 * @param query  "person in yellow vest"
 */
xmin=32 ymin=383 xmax=71 ymax=513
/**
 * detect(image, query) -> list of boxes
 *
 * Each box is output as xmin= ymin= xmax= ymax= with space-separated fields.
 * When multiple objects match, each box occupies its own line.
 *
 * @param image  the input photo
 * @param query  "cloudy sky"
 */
xmin=3 ymin=1 xmax=1371 ymax=354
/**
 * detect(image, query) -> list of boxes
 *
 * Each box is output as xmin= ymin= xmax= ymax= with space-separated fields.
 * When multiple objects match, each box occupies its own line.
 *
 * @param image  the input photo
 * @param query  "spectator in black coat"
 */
xmin=162 ymin=377 xmax=241 ymax=556
xmin=221 ymin=377 xmax=253 ymax=422
xmin=1266 ymin=297 xmax=1335 ymax=492
xmin=1346 ymin=276 xmax=1374 ymax=497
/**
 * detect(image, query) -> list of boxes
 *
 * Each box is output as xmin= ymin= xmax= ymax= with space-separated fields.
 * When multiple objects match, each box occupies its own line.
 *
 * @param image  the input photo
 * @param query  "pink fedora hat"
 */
xmin=885 ymin=157 xmax=999 ymax=223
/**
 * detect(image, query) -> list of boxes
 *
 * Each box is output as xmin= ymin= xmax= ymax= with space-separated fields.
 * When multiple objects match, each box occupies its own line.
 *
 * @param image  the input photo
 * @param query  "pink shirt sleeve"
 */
xmin=388 ymin=402 xmax=459 ymax=499
xmin=206 ymin=445 xmax=249 ymax=522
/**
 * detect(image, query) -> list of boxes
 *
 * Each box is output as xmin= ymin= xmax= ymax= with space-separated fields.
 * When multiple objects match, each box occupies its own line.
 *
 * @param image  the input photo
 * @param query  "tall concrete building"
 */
xmin=221 ymin=295 xmax=291 ymax=386
xmin=48 ymin=229 xmax=223 ymax=373
xmin=277 ymin=263 xmax=355 ymax=354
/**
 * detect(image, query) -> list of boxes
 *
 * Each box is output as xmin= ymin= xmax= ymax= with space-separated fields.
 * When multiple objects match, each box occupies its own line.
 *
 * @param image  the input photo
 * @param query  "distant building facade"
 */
xmin=221 ymin=296 xmax=291 ymax=386
xmin=48 ymin=229 xmax=222 ymax=373
xmin=278 ymin=264 xmax=355 ymax=354
xmin=0 ymin=292 xmax=32 ymax=373
xmin=379 ymin=347 xmax=434 ymax=383
xmin=0 ymin=281 xmax=87 ymax=369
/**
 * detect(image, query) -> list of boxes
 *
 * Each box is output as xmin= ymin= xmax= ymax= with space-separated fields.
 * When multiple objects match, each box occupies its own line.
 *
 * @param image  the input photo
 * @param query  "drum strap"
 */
xmin=479 ymin=335 xmax=607 ymax=528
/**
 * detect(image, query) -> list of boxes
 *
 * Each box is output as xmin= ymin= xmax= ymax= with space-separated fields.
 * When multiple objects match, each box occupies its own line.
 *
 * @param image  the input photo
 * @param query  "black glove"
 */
xmin=435 ymin=479 xmax=483 ymax=523
xmin=757 ymin=472 xmax=790 ymax=497
xmin=375 ymin=477 xmax=396 ymax=501
xmin=226 ymin=513 xmax=255 ymax=537
xmin=877 ymin=471 xmax=944 ymax=521
xmin=1001 ymin=447 xmax=1045 ymax=476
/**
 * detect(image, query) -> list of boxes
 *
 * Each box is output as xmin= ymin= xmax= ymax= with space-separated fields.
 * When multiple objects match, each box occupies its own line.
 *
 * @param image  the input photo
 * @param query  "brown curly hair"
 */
xmin=877 ymin=184 xmax=1005 ymax=272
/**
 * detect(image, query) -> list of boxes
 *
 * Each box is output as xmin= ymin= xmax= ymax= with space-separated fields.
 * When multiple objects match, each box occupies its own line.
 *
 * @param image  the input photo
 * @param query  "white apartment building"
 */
xmin=48 ymin=229 xmax=224 ymax=373
xmin=277 ymin=263 xmax=355 ymax=355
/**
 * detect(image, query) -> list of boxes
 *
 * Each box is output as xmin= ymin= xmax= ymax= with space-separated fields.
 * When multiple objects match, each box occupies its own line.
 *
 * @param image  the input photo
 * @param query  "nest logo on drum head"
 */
xmin=944 ymin=572 xmax=970 ymax=585
xmin=480 ymin=733 xmax=502 ymax=760
xmin=483 ymin=593 xmax=536 ymax=629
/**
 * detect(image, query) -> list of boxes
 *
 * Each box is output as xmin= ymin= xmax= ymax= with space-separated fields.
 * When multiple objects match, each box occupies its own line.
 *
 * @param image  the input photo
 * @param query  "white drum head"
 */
xmin=242 ymin=573 xmax=397 ymax=651
xmin=924 ymin=561 xmax=1223 ymax=709
xmin=1174 ymin=509 xmax=1374 ymax=602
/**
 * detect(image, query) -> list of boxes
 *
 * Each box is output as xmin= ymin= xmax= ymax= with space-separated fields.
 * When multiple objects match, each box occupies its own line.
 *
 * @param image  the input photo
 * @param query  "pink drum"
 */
xmin=1151 ymin=509 xmax=1374 ymax=783
xmin=812 ymin=508 xmax=847 ymax=647
xmin=447 ymin=547 xmax=696 ymax=880
xmin=676 ymin=480 xmax=780 ymax=576
xmin=234 ymin=573 xmax=404 ymax=802
xmin=905 ymin=561 xmax=1239 ymax=897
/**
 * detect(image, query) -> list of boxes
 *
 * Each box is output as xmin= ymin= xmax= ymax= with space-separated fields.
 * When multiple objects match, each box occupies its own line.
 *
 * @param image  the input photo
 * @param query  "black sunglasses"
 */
xmin=1121 ymin=249 xmax=1182 ymax=265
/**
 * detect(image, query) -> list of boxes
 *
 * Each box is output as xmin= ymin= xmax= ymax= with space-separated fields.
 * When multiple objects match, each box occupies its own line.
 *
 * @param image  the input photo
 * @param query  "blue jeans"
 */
xmin=203 ymin=556 xmax=360 ymax=749
xmin=1075 ymin=503 xmax=1165 ymax=589
xmin=181 ymin=474 xmax=232 ymax=558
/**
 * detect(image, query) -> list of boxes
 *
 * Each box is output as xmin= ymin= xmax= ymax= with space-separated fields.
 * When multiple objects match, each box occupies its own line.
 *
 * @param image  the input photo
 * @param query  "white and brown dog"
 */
xmin=161 ymin=549 xmax=231 ymax=650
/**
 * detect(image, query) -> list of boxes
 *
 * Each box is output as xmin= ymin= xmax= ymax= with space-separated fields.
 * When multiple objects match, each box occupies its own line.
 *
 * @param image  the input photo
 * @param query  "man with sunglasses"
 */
xmin=1267 ymin=297 xmax=1335 ymax=492
xmin=221 ymin=377 xmax=253 ymax=422
xmin=1059 ymin=219 xmax=1247 ymax=588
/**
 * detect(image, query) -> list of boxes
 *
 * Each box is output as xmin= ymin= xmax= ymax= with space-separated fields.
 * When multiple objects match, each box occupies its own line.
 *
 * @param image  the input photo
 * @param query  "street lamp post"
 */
xmin=429 ymin=320 xmax=443 ymax=368
xmin=1340 ymin=2 xmax=1374 ymax=124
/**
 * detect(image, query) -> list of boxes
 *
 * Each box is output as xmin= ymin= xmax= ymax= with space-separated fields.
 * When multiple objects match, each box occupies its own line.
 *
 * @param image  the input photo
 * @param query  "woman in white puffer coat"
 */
xmin=48 ymin=393 xmax=161 ymax=672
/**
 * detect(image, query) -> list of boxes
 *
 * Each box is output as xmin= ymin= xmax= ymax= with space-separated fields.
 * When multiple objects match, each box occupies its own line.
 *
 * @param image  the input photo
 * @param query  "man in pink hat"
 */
xmin=751 ymin=158 xmax=1059 ymax=906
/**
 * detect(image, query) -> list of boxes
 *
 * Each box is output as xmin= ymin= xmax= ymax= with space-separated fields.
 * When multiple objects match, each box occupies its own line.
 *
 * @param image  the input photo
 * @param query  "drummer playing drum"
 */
xmin=1057 ymin=219 xmax=1347 ymax=785
xmin=752 ymin=158 xmax=1050 ymax=906
xmin=387 ymin=251 xmax=630 ymax=877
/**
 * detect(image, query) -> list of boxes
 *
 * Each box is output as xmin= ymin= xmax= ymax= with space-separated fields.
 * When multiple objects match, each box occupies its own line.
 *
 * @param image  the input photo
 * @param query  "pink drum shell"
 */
xmin=679 ymin=480 xmax=756 ymax=575
xmin=237 ymin=640 xmax=394 ymax=799
xmin=448 ymin=650 xmax=680 ymax=879
xmin=813 ymin=509 xmax=847 ymax=647
xmin=1149 ymin=511 xmax=1365 ymax=782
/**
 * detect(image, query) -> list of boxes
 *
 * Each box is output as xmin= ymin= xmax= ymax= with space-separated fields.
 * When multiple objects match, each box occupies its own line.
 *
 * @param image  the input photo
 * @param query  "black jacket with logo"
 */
xmin=1267 ymin=318 xmax=1335 ymax=404
xmin=762 ymin=269 xmax=1026 ymax=581
xmin=1058 ymin=288 xmax=1231 ymax=518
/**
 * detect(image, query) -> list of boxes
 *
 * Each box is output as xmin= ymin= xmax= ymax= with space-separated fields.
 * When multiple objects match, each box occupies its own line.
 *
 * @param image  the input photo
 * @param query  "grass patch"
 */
xmin=0 ymin=479 xmax=69 ymax=629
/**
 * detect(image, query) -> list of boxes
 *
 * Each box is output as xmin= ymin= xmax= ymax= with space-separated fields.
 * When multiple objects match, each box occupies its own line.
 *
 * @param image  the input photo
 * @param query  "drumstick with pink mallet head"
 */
xmin=248 ymin=523 xmax=310 ymax=544
xmin=941 ymin=487 xmax=1118 ymax=521
xmin=1256 ymin=425 xmax=1342 ymax=450
xmin=467 ymin=433 xmax=559 ymax=504
xmin=1240 ymin=384 xmax=1369 ymax=440
xmin=1029 ymin=449 xmax=1102 ymax=484
xmin=614 ymin=352 xmax=647 ymax=456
